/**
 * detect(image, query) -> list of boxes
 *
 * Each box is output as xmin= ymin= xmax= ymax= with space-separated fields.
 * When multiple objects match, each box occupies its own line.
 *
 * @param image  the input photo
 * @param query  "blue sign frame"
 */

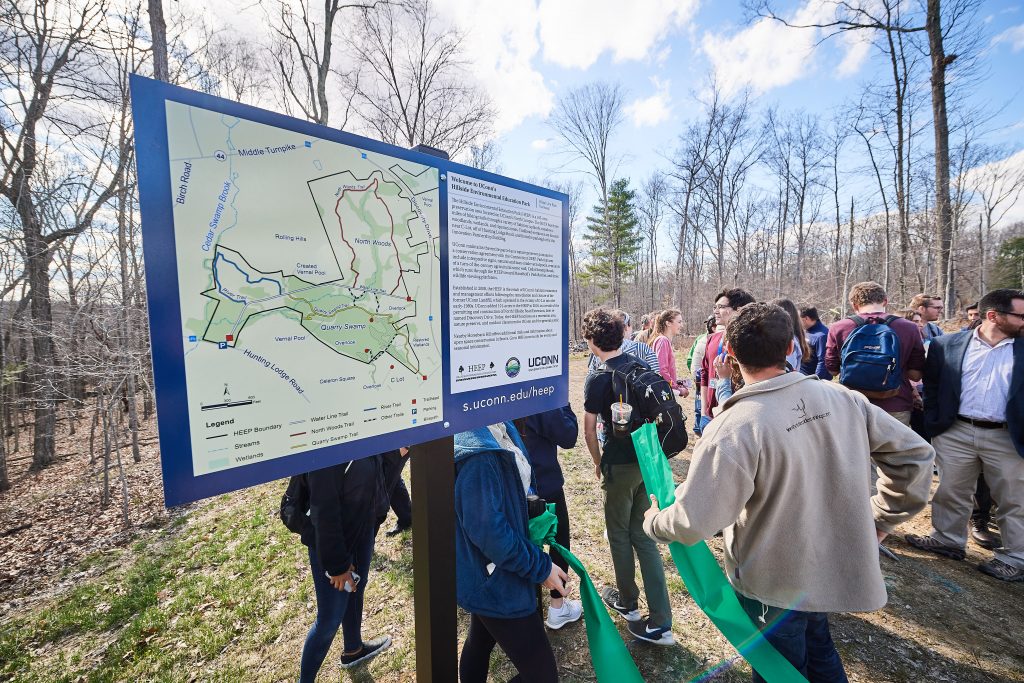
xmin=131 ymin=75 xmax=569 ymax=507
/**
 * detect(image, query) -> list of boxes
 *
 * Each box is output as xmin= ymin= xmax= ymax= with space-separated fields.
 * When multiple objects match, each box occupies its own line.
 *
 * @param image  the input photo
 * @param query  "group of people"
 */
xmin=291 ymin=282 xmax=1024 ymax=683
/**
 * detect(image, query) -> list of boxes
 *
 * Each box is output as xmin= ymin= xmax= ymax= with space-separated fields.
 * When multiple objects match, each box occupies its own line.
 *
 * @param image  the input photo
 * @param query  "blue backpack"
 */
xmin=839 ymin=315 xmax=903 ymax=399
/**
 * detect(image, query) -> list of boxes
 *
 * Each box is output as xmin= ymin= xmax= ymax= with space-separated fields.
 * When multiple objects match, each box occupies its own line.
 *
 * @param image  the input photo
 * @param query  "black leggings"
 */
xmin=545 ymin=488 xmax=571 ymax=599
xmin=459 ymin=611 xmax=558 ymax=683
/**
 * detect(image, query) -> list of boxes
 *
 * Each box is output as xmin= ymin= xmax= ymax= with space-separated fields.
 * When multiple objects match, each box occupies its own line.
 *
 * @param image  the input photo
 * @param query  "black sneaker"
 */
xmin=340 ymin=636 xmax=392 ymax=669
xmin=627 ymin=617 xmax=675 ymax=645
xmin=904 ymin=534 xmax=966 ymax=561
xmin=977 ymin=558 xmax=1024 ymax=582
xmin=600 ymin=587 xmax=640 ymax=622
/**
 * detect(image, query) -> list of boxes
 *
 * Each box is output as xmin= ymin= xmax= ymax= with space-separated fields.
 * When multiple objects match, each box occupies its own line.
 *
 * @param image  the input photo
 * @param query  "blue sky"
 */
xmin=423 ymin=0 xmax=1024 ymax=228
xmin=195 ymin=0 xmax=1024 ymax=232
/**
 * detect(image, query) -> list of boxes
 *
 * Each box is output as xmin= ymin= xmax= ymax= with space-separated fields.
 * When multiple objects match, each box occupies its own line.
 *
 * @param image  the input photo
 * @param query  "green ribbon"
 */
xmin=529 ymin=504 xmax=645 ymax=682
xmin=632 ymin=424 xmax=806 ymax=682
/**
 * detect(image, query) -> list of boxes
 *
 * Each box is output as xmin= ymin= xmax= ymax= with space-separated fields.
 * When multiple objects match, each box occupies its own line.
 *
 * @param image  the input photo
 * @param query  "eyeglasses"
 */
xmin=996 ymin=310 xmax=1024 ymax=320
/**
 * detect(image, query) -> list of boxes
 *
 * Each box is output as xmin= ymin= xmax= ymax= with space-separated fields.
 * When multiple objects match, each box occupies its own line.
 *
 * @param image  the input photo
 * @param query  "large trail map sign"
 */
xmin=131 ymin=76 xmax=568 ymax=506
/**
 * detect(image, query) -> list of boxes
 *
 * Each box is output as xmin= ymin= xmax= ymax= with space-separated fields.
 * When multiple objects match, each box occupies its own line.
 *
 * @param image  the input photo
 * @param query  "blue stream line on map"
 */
xmin=212 ymin=250 xmax=284 ymax=301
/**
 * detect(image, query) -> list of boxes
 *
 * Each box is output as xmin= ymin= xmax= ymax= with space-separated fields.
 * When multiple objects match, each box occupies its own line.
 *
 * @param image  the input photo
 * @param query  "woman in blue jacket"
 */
xmin=454 ymin=422 xmax=568 ymax=683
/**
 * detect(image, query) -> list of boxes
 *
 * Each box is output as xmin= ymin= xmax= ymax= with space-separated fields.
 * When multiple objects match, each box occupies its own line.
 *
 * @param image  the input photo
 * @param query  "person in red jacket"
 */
xmin=824 ymin=282 xmax=926 ymax=426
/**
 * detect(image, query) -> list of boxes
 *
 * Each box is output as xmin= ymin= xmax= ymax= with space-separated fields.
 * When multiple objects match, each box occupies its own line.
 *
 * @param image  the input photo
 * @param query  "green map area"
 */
xmin=200 ymin=245 xmax=422 ymax=373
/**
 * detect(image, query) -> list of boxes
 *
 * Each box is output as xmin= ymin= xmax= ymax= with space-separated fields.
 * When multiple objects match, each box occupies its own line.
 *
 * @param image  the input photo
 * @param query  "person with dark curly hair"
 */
xmin=580 ymin=308 xmax=674 ymax=645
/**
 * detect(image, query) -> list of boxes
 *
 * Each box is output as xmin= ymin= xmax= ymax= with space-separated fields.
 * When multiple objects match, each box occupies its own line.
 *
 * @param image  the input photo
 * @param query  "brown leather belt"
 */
xmin=958 ymin=415 xmax=1007 ymax=430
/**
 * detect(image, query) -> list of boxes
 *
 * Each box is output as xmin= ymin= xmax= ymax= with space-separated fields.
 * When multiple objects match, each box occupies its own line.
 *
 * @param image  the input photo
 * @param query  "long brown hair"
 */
xmin=772 ymin=298 xmax=810 ymax=360
xmin=653 ymin=308 xmax=681 ymax=337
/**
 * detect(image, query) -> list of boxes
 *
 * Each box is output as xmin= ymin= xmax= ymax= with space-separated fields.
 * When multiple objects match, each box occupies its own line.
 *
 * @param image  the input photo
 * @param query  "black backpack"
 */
xmin=602 ymin=358 xmax=688 ymax=458
xmin=280 ymin=473 xmax=311 ymax=534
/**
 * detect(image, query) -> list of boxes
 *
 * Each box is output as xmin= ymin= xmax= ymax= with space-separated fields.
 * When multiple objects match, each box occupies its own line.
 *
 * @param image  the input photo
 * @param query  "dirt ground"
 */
xmin=1 ymin=351 xmax=1023 ymax=681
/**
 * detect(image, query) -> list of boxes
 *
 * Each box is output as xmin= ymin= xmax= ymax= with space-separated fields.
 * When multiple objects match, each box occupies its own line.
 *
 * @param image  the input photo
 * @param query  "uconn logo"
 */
xmin=528 ymin=354 xmax=559 ymax=368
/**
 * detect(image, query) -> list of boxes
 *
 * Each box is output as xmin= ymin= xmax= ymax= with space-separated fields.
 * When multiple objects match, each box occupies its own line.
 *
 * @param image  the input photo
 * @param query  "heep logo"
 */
xmin=528 ymin=354 xmax=559 ymax=369
xmin=505 ymin=357 xmax=521 ymax=378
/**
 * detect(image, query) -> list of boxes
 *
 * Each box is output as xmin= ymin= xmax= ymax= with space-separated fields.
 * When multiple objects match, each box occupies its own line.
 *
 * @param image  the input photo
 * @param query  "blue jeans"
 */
xmin=697 ymin=414 xmax=712 ymax=433
xmin=299 ymin=530 xmax=375 ymax=682
xmin=738 ymin=594 xmax=848 ymax=683
xmin=693 ymin=397 xmax=703 ymax=435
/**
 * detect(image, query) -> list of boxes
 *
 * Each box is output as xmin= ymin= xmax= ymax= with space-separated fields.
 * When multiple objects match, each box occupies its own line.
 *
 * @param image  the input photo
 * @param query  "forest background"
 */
xmin=1 ymin=0 xmax=1024 ymax=582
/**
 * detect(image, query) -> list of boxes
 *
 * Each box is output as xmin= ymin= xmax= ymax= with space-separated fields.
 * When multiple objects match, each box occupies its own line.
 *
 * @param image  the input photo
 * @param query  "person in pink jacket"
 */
xmin=650 ymin=309 xmax=690 ymax=398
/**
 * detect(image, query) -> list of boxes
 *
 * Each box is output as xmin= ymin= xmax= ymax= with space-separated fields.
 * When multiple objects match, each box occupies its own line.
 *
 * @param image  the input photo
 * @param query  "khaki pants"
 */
xmin=930 ymin=420 xmax=1024 ymax=568
xmin=889 ymin=411 xmax=912 ymax=427
xmin=602 ymin=462 xmax=672 ymax=628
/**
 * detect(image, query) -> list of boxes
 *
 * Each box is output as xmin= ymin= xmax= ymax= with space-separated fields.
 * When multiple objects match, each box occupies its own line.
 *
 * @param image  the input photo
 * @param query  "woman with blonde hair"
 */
xmin=650 ymin=309 xmax=689 ymax=397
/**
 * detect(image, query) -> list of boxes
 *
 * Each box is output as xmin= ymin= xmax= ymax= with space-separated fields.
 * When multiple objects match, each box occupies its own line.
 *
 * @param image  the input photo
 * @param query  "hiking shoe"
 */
xmin=970 ymin=520 xmax=1002 ymax=550
xmin=627 ymin=617 xmax=675 ymax=645
xmin=601 ymin=587 xmax=641 ymax=622
xmin=546 ymin=598 xmax=583 ymax=629
xmin=340 ymin=636 xmax=392 ymax=669
xmin=904 ymin=534 xmax=966 ymax=561
xmin=977 ymin=558 xmax=1024 ymax=582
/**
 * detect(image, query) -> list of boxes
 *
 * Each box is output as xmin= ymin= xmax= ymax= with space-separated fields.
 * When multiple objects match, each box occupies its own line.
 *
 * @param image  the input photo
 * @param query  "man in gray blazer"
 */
xmin=906 ymin=288 xmax=1024 ymax=582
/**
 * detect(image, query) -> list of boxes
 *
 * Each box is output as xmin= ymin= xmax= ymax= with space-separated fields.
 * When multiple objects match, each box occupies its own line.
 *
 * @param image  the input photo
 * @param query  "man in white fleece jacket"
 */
xmin=643 ymin=302 xmax=934 ymax=683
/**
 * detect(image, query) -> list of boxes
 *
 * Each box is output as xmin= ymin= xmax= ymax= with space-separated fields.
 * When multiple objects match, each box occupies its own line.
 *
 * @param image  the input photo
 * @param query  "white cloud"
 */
xmin=963 ymin=148 xmax=1024 ymax=225
xmin=434 ymin=0 xmax=554 ymax=134
xmin=992 ymin=24 xmax=1024 ymax=51
xmin=531 ymin=138 xmax=554 ymax=150
xmin=700 ymin=0 xmax=832 ymax=97
xmin=536 ymin=0 xmax=699 ymax=69
xmin=624 ymin=78 xmax=672 ymax=127
xmin=836 ymin=29 xmax=873 ymax=77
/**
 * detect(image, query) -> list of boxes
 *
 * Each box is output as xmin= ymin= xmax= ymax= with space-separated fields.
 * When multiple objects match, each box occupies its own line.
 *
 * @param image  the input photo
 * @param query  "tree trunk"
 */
xmin=0 ymin=330 xmax=8 ymax=492
xmin=25 ymin=226 xmax=57 ymax=471
xmin=927 ymin=0 xmax=955 ymax=307
xmin=148 ymin=0 xmax=169 ymax=82
xmin=843 ymin=197 xmax=856 ymax=317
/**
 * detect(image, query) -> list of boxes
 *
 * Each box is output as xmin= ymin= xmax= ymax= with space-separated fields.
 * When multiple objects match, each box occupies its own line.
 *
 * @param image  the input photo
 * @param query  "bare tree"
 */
xmin=763 ymin=109 xmax=828 ymax=287
xmin=752 ymin=0 xmax=985 ymax=307
xmin=666 ymin=111 xmax=713 ymax=311
xmin=637 ymin=172 xmax=667 ymax=310
xmin=971 ymin=148 xmax=1024 ymax=292
xmin=268 ymin=0 xmax=382 ymax=126
xmin=1 ymin=0 xmax=131 ymax=469
xmin=468 ymin=139 xmax=502 ymax=173
xmin=691 ymin=86 xmax=761 ymax=286
xmin=348 ymin=0 xmax=494 ymax=157
xmin=550 ymin=81 xmax=625 ymax=220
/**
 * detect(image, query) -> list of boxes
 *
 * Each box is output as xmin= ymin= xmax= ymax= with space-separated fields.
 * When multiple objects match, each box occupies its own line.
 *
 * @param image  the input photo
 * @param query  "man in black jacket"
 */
xmin=300 ymin=456 xmax=391 ymax=678
xmin=906 ymin=289 xmax=1024 ymax=582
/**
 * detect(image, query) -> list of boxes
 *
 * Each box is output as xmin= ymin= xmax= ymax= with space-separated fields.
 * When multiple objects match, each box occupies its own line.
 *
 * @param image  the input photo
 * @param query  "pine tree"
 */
xmin=584 ymin=178 xmax=642 ymax=307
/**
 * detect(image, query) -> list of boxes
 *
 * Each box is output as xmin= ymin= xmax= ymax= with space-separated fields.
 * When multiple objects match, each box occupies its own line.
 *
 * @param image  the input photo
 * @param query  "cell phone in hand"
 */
xmin=344 ymin=572 xmax=361 ymax=593
xmin=678 ymin=378 xmax=693 ymax=389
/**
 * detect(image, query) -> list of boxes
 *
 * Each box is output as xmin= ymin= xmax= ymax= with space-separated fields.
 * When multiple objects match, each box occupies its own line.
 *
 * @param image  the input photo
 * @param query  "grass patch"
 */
xmin=0 ymin=484 xmax=310 ymax=683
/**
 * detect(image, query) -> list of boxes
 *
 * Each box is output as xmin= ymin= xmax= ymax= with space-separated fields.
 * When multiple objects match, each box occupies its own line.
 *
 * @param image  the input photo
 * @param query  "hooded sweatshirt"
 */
xmin=644 ymin=372 xmax=933 ymax=613
xmin=454 ymin=424 xmax=552 ymax=619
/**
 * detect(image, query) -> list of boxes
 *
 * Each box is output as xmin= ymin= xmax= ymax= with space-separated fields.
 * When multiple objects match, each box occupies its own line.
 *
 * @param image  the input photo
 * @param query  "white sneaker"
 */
xmin=545 ymin=598 xmax=583 ymax=629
